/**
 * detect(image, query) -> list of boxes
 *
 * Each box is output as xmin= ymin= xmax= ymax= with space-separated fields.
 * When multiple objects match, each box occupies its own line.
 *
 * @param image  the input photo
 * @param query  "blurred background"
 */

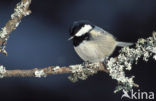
xmin=0 ymin=0 xmax=156 ymax=101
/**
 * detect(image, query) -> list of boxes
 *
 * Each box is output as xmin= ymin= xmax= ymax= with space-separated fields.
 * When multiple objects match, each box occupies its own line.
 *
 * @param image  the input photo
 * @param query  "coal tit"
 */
xmin=69 ymin=20 xmax=133 ymax=62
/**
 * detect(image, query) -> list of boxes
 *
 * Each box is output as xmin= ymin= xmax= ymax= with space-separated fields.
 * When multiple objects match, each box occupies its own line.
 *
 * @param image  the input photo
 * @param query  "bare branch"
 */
xmin=0 ymin=0 xmax=32 ymax=55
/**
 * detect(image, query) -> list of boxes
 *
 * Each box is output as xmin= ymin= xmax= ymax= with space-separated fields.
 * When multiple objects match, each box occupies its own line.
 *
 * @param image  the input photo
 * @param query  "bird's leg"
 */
xmin=82 ymin=61 xmax=91 ymax=67
xmin=103 ymin=57 xmax=109 ymax=65
xmin=102 ymin=57 xmax=110 ymax=72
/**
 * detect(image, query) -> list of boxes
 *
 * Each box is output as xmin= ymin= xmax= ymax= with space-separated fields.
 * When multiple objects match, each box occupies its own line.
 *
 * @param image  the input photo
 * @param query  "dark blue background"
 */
xmin=0 ymin=0 xmax=156 ymax=101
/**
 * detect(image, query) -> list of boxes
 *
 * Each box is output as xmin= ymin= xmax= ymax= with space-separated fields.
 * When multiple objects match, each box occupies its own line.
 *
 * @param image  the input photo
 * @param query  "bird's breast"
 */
xmin=74 ymin=40 xmax=116 ymax=62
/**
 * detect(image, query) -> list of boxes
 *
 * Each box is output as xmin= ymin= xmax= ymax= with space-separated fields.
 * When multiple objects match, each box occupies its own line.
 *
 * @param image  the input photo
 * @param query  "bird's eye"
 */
xmin=69 ymin=24 xmax=81 ymax=36
xmin=84 ymin=33 xmax=90 ymax=40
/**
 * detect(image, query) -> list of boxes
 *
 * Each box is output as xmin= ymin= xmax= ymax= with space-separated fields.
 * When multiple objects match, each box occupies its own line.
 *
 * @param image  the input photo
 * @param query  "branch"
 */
xmin=106 ymin=32 xmax=156 ymax=93
xmin=0 ymin=63 xmax=108 ymax=78
xmin=0 ymin=0 xmax=31 ymax=55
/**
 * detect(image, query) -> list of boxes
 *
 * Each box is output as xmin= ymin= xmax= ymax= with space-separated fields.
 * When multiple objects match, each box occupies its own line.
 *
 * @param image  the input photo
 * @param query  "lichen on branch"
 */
xmin=106 ymin=32 xmax=156 ymax=93
xmin=0 ymin=32 xmax=155 ymax=94
xmin=0 ymin=0 xmax=31 ymax=55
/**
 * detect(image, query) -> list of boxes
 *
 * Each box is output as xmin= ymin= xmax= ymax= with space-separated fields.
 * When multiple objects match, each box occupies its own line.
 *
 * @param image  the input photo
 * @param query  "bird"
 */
xmin=69 ymin=20 xmax=133 ymax=63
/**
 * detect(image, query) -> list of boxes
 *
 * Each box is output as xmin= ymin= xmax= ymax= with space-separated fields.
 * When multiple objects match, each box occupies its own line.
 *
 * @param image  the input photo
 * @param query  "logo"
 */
xmin=121 ymin=89 xmax=155 ymax=100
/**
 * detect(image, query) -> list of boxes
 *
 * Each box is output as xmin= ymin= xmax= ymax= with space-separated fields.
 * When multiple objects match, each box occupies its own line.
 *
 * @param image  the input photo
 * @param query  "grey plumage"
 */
xmin=70 ymin=21 xmax=133 ymax=62
xmin=74 ymin=26 xmax=117 ymax=62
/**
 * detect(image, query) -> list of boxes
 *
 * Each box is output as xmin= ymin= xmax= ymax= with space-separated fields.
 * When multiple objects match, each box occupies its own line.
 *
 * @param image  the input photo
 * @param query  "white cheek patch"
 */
xmin=75 ymin=24 xmax=92 ymax=37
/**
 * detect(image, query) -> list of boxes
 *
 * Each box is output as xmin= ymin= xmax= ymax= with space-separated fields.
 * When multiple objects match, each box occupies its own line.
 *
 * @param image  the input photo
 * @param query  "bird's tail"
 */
xmin=116 ymin=41 xmax=133 ymax=47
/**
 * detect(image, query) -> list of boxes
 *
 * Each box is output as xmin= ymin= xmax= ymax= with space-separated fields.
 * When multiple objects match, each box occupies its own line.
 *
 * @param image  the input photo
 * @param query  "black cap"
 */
xmin=69 ymin=20 xmax=93 ymax=36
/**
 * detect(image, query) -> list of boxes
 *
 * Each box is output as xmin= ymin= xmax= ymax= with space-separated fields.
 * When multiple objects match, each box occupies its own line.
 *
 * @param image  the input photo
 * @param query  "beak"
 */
xmin=68 ymin=36 xmax=74 ymax=40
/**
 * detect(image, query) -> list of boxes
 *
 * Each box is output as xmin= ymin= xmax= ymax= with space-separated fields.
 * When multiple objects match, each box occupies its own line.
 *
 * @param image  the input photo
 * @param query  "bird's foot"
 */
xmin=103 ymin=57 xmax=109 ymax=65
xmin=82 ymin=61 xmax=91 ymax=67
